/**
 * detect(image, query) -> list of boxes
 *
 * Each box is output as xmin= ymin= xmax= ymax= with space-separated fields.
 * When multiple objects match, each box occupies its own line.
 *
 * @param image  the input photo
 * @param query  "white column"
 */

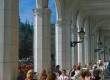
xmin=55 ymin=19 xmax=66 ymax=70
xmin=65 ymin=20 xmax=72 ymax=69
xmin=0 ymin=0 xmax=19 ymax=80
xmin=33 ymin=8 xmax=51 ymax=76
xmin=56 ymin=19 xmax=73 ymax=70
xmin=71 ymin=27 xmax=78 ymax=65
xmin=90 ymin=35 xmax=95 ymax=62
xmin=78 ymin=36 xmax=82 ymax=66
xmin=82 ymin=41 xmax=85 ymax=67
xmin=85 ymin=36 xmax=90 ymax=64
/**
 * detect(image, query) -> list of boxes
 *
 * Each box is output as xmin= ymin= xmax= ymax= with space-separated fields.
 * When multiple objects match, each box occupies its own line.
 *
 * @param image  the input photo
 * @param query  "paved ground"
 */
xmin=101 ymin=76 xmax=110 ymax=80
xmin=101 ymin=78 xmax=110 ymax=80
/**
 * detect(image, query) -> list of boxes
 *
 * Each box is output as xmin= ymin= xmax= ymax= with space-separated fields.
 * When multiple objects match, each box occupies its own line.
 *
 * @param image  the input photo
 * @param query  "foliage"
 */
xmin=19 ymin=19 xmax=33 ymax=59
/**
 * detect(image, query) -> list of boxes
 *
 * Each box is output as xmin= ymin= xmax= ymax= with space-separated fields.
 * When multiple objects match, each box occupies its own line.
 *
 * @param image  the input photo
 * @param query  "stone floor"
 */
xmin=101 ymin=78 xmax=110 ymax=80
xmin=102 ymin=76 xmax=110 ymax=80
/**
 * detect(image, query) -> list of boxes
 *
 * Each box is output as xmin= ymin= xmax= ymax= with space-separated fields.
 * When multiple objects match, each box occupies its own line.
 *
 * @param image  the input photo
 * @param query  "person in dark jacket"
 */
xmin=69 ymin=65 xmax=77 ymax=77
xmin=55 ymin=65 xmax=62 ymax=76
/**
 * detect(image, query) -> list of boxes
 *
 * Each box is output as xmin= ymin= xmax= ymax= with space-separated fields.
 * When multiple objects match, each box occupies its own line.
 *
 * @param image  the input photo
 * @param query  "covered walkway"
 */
xmin=0 ymin=0 xmax=110 ymax=80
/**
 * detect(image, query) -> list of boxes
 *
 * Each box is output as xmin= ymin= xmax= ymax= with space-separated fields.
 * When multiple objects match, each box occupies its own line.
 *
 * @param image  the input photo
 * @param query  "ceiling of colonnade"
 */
xmin=79 ymin=0 xmax=110 ymax=49
xmin=62 ymin=0 xmax=110 ymax=30
xmin=61 ymin=0 xmax=110 ymax=49
xmin=80 ymin=0 xmax=110 ymax=50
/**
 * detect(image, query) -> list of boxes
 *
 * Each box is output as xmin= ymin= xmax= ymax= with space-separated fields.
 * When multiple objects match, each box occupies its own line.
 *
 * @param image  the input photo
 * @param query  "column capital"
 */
xmin=56 ymin=18 xmax=72 ymax=26
xmin=33 ymin=8 xmax=51 ymax=16
xmin=56 ymin=18 xmax=64 ymax=26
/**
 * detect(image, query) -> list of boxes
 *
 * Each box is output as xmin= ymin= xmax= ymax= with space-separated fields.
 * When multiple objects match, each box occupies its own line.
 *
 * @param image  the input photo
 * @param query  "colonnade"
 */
xmin=0 ymin=0 xmax=110 ymax=80
xmin=34 ymin=0 xmax=97 ymax=71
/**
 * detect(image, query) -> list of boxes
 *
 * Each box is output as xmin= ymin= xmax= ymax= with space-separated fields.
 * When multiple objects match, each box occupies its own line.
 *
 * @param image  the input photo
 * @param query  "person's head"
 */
xmin=46 ymin=72 xmax=56 ymax=80
xmin=26 ymin=69 xmax=34 ymax=79
xmin=76 ymin=66 xmax=80 ymax=70
xmin=80 ymin=70 xmax=86 ymax=79
xmin=62 ymin=69 xmax=66 ymax=75
xmin=56 ymin=65 xmax=60 ymax=69
xmin=27 ymin=69 xmax=33 ymax=74
xmin=73 ymin=65 xmax=77 ymax=70
xmin=41 ymin=68 xmax=46 ymax=76
xmin=85 ymin=70 xmax=91 ymax=76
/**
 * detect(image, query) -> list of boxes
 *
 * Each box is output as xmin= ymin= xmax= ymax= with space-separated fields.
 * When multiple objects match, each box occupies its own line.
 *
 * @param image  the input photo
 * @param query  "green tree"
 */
xmin=19 ymin=19 xmax=33 ymax=59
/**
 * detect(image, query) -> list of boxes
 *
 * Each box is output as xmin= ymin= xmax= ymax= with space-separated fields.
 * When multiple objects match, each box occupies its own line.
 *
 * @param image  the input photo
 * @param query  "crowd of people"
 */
xmin=17 ymin=59 xmax=110 ymax=80
xmin=37 ymin=64 xmax=102 ymax=80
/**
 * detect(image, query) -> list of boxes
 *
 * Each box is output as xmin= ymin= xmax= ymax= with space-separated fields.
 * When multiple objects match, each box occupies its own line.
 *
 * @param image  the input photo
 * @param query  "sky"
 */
xmin=19 ymin=0 xmax=56 ymax=24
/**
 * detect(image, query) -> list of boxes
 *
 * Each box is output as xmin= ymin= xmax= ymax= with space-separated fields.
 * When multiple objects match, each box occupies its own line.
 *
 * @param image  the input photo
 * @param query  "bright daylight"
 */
xmin=0 ymin=0 xmax=110 ymax=80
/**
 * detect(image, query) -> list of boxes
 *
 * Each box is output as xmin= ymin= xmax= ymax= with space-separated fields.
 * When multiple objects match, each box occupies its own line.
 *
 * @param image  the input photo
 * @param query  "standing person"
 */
xmin=98 ymin=59 xmax=102 ymax=67
xmin=38 ymin=69 xmax=47 ymax=80
xmin=55 ymin=65 xmax=62 ymax=76
xmin=69 ymin=65 xmax=76 ymax=78
xmin=59 ymin=69 xmax=69 ymax=80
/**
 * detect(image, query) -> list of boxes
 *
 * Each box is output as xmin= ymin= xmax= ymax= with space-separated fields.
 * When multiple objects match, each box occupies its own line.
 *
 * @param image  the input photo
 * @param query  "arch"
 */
xmin=82 ymin=17 xmax=86 ymax=28
xmin=77 ymin=12 xmax=86 ymax=32
xmin=92 ymin=19 xmax=110 ymax=34
xmin=71 ymin=10 xmax=80 ymax=27
xmin=54 ymin=0 xmax=62 ymax=20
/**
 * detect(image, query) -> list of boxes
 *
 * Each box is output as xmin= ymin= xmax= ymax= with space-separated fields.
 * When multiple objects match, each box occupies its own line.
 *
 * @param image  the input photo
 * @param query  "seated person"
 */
xmin=38 ymin=69 xmax=47 ymax=80
xmin=69 ymin=65 xmax=76 ymax=78
xmin=70 ymin=66 xmax=80 ymax=80
xmin=59 ymin=69 xmax=69 ymax=80
xmin=92 ymin=63 xmax=97 ymax=70
xmin=85 ymin=69 xmax=93 ymax=80
xmin=78 ymin=70 xmax=86 ymax=80
xmin=93 ymin=70 xmax=101 ymax=80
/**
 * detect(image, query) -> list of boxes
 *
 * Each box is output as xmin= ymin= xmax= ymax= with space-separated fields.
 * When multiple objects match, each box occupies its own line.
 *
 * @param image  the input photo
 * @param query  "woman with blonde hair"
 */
xmin=38 ymin=69 xmax=47 ymax=80
xmin=25 ymin=69 xmax=34 ymax=80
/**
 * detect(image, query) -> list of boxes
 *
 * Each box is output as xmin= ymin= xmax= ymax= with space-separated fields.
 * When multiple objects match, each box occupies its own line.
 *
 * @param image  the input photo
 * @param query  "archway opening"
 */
xmin=19 ymin=0 xmax=56 ymax=68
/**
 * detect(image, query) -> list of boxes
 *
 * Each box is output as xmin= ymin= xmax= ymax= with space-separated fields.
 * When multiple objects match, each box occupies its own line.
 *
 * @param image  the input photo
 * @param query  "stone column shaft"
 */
xmin=55 ymin=19 xmax=66 ymax=70
xmin=78 ymin=36 xmax=82 ymax=66
xmin=85 ymin=36 xmax=90 ymax=64
xmin=65 ymin=20 xmax=72 ymax=69
xmin=33 ymin=8 xmax=51 ymax=76
xmin=71 ymin=27 xmax=78 ymax=65
xmin=90 ymin=35 xmax=95 ymax=62
xmin=56 ymin=19 xmax=72 ymax=70
xmin=82 ymin=42 xmax=85 ymax=67
xmin=0 ymin=0 xmax=19 ymax=80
